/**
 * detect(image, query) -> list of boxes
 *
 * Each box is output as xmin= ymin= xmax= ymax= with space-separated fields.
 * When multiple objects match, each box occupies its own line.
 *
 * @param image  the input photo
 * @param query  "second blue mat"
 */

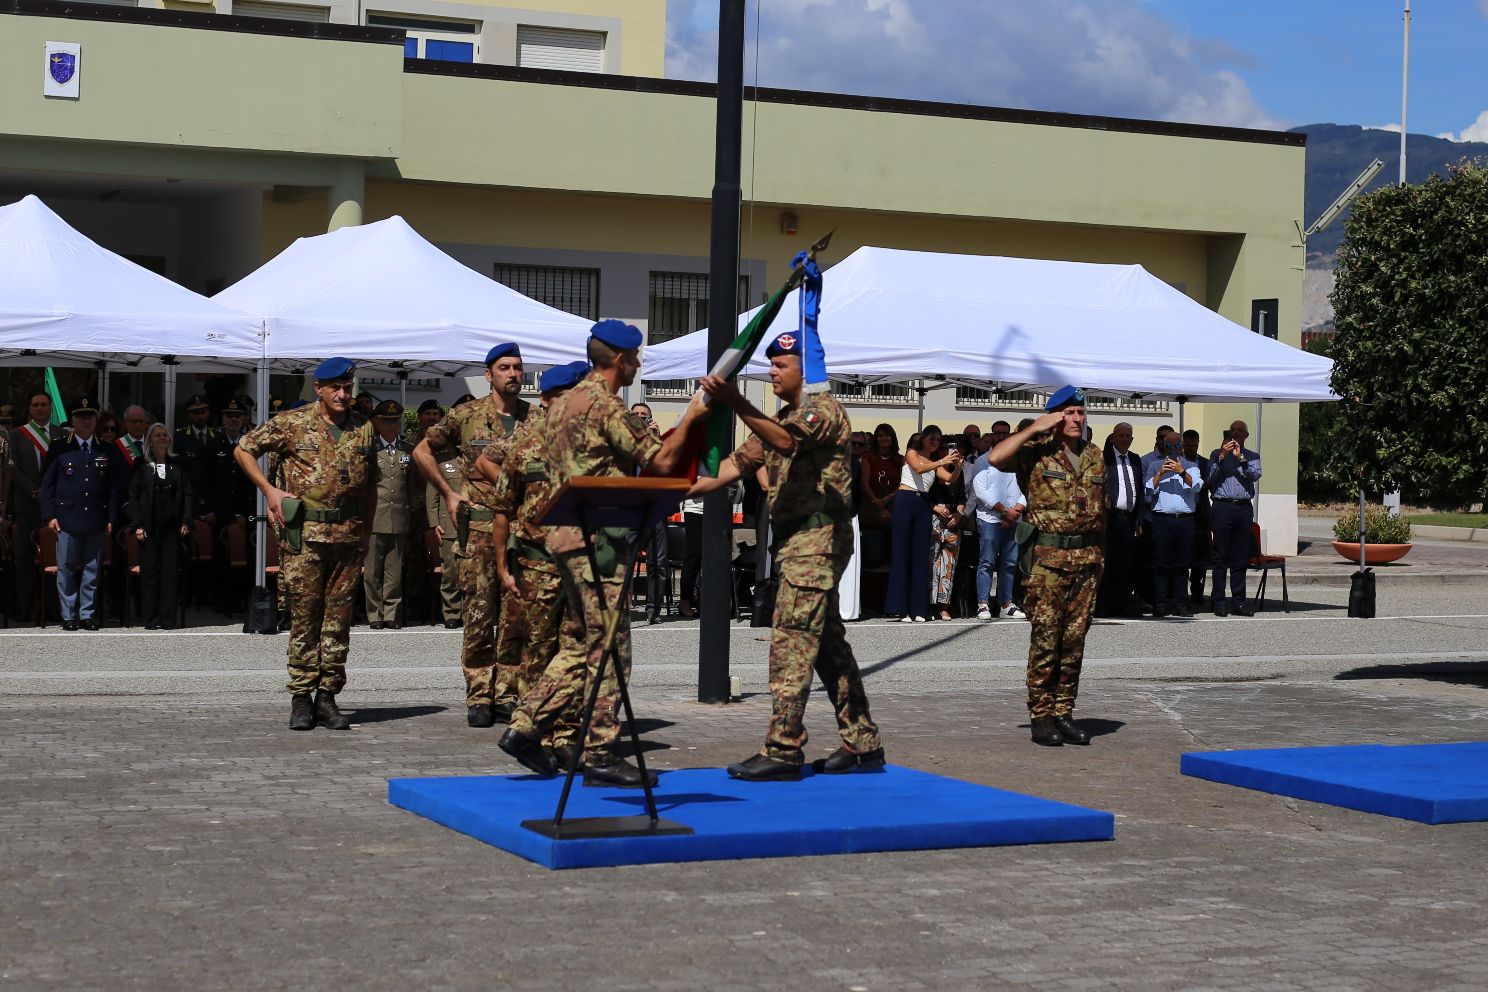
xmin=389 ymin=765 xmax=1114 ymax=869
xmin=1181 ymin=741 xmax=1488 ymax=824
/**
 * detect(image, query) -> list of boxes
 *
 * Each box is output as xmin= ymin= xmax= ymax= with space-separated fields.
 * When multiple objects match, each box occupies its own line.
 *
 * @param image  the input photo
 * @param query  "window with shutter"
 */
xmin=515 ymin=25 xmax=606 ymax=73
xmin=233 ymin=1 xmax=330 ymax=21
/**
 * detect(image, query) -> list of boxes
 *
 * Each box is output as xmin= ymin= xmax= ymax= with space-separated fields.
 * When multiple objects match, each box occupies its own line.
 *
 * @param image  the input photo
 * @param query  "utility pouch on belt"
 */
xmin=279 ymin=497 xmax=305 ymax=553
xmin=1014 ymin=519 xmax=1037 ymax=577
xmin=456 ymin=502 xmax=471 ymax=552
xmin=592 ymin=527 xmax=631 ymax=579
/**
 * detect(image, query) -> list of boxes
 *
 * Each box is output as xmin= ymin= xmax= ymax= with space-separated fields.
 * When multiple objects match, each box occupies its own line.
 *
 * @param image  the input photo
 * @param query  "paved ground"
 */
xmin=5 ymin=540 xmax=1488 ymax=990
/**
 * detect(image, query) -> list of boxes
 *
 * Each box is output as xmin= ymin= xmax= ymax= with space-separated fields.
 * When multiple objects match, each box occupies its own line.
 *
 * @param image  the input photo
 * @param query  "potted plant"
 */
xmin=1332 ymin=506 xmax=1414 ymax=564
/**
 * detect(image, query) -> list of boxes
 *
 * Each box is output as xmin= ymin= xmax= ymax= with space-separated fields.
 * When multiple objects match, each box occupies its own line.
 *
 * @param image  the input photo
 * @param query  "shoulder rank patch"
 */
xmin=803 ymin=411 xmax=821 ymax=426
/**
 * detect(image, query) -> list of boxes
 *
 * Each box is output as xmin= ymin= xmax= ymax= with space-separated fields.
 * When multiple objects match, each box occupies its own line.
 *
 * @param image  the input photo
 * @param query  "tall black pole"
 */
xmin=698 ymin=0 xmax=747 ymax=704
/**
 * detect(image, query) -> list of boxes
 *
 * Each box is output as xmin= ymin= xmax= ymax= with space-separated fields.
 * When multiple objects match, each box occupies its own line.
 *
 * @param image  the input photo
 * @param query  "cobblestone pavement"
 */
xmin=3 ymin=668 xmax=1486 ymax=991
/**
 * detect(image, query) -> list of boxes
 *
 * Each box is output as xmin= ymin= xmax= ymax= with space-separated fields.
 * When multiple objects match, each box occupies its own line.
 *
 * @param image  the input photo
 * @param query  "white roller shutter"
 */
xmin=516 ymin=25 xmax=605 ymax=73
xmin=232 ymin=1 xmax=330 ymax=22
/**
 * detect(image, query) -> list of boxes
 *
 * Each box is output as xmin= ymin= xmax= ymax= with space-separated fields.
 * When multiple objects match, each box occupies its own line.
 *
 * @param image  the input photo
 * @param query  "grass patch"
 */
xmin=1408 ymin=512 xmax=1488 ymax=529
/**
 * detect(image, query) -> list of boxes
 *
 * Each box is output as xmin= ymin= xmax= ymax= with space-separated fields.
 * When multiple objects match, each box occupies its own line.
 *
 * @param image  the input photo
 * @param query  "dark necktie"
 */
xmin=1118 ymin=455 xmax=1133 ymax=510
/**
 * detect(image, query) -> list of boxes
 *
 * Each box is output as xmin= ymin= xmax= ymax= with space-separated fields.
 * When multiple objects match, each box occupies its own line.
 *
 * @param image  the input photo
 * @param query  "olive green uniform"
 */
xmin=363 ymin=436 xmax=423 ymax=624
xmin=425 ymin=448 xmax=465 ymax=623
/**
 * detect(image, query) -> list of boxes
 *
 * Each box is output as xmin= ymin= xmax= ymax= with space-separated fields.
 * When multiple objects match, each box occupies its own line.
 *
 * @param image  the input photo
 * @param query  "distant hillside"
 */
xmin=1297 ymin=123 xmax=1488 ymax=260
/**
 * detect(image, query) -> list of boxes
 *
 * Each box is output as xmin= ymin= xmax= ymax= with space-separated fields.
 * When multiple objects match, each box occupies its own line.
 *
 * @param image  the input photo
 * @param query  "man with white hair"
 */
xmin=117 ymin=405 xmax=151 ymax=466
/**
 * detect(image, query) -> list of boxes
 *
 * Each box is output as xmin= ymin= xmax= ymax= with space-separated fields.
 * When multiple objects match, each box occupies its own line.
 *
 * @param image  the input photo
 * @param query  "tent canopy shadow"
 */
xmin=1335 ymin=661 xmax=1488 ymax=689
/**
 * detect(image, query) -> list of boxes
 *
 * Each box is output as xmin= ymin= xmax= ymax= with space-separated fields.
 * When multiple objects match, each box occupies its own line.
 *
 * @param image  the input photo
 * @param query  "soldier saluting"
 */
xmin=988 ymin=386 xmax=1105 ymax=747
xmin=235 ymin=358 xmax=376 ymax=731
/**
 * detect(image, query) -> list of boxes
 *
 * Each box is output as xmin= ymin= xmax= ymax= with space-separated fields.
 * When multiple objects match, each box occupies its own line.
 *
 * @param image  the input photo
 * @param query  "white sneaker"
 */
xmin=977 ymin=606 xmax=993 ymax=621
xmin=1000 ymin=604 xmax=1026 ymax=619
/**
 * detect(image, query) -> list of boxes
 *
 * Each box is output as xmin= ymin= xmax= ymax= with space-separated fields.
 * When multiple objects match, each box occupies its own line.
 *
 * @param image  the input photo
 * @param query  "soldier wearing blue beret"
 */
xmin=988 ymin=385 xmax=1104 ymax=746
xmin=40 ymin=397 xmax=129 ymax=630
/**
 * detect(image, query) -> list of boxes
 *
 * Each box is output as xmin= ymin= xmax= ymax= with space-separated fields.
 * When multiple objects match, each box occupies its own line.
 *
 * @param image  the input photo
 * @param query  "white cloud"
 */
xmin=1438 ymin=110 xmax=1488 ymax=143
xmin=666 ymin=0 xmax=1282 ymax=129
xmin=1366 ymin=123 xmax=1402 ymax=133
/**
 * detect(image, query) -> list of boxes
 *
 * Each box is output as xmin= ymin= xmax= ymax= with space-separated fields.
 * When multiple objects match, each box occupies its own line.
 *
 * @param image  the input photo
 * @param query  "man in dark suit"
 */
xmin=1099 ymin=421 xmax=1145 ymax=617
xmin=8 ymin=393 xmax=67 ymax=621
xmin=174 ymin=394 xmax=217 ymax=517
xmin=40 ymin=397 xmax=127 ymax=630
xmin=209 ymin=396 xmax=257 ymax=611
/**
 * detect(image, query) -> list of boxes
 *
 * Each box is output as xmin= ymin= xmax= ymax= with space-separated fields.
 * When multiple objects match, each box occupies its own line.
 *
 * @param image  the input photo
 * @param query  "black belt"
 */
xmin=1153 ymin=511 xmax=1194 ymax=517
xmin=1212 ymin=497 xmax=1252 ymax=504
xmin=1110 ymin=507 xmax=1138 ymax=515
xmin=1034 ymin=532 xmax=1097 ymax=550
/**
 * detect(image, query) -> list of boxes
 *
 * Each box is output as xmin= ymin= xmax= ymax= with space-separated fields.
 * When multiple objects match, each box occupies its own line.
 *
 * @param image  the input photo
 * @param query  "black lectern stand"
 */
xmin=521 ymin=476 xmax=696 ymax=841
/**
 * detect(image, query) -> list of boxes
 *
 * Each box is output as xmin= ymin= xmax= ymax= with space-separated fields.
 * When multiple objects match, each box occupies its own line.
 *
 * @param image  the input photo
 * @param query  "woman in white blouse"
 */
xmin=882 ymin=425 xmax=961 ymax=622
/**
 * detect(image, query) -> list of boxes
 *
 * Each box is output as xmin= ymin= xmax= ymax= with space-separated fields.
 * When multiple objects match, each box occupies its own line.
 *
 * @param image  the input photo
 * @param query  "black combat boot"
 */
xmin=1054 ymin=715 xmax=1091 ymax=745
xmin=726 ymin=753 xmax=803 ymax=781
xmin=499 ymin=728 xmax=557 ymax=776
xmin=491 ymin=700 xmax=516 ymax=724
xmin=467 ymin=704 xmax=495 ymax=728
xmin=314 ymin=689 xmax=351 ymax=730
xmin=289 ymin=693 xmax=316 ymax=731
xmin=1030 ymin=716 xmax=1065 ymax=746
xmin=814 ymin=745 xmax=887 ymax=774
xmin=547 ymin=742 xmax=580 ymax=773
xmin=583 ymin=756 xmax=659 ymax=789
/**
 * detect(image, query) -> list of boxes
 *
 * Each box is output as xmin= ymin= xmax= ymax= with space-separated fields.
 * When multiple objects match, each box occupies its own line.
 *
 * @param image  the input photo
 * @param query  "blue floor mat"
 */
xmin=1181 ymin=742 xmax=1488 ymax=824
xmin=389 ymin=765 xmax=1115 ymax=869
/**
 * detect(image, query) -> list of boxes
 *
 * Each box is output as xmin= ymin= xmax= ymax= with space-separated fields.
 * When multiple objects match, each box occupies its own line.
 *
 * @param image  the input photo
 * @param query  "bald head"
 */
xmin=123 ymin=405 xmax=150 ymax=439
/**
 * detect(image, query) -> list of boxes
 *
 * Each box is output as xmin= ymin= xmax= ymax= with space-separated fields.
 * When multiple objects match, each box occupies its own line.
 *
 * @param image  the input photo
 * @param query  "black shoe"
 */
xmin=726 ymin=753 xmax=803 ymax=781
xmin=444 ymin=619 xmax=462 ymax=629
xmin=1232 ymin=602 xmax=1254 ymax=617
xmin=289 ymin=693 xmax=316 ymax=731
xmin=1152 ymin=604 xmax=1169 ymax=618
xmin=369 ymin=620 xmax=385 ymax=630
xmin=314 ymin=689 xmax=351 ymax=730
xmin=491 ymin=701 xmax=515 ymax=724
xmin=1030 ymin=716 xmax=1065 ymax=746
xmin=646 ymin=609 xmax=660 ymax=626
xmin=498 ymin=728 xmax=556 ymax=776
xmin=80 ymin=618 xmax=98 ymax=631
xmin=1176 ymin=603 xmax=1194 ymax=618
xmin=583 ymin=757 xmax=659 ymax=789
xmin=61 ymin=619 xmax=78 ymax=632
xmin=813 ymin=745 xmax=887 ymax=774
xmin=467 ymin=704 xmax=495 ymax=728
xmin=1212 ymin=602 xmax=1230 ymax=617
xmin=386 ymin=621 xmax=401 ymax=630
xmin=547 ymin=743 xmax=580 ymax=772
xmin=144 ymin=622 xmax=160 ymax=631
xmin=1054 ymin=715 xmax=1091 ymax=745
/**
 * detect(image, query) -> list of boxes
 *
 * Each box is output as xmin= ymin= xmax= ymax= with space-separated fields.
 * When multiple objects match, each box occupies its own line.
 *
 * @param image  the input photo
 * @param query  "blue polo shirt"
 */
xmin=1146 ymin=455 xmax=1200 ymax=514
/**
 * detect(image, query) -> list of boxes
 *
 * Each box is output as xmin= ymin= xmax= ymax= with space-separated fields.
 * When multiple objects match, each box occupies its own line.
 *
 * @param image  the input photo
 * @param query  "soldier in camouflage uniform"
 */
xmin=235 ymin=359 xmax=376 ymax=731
xmin=499 ymin=321 xmax=705 ymax=788
xmin=413 ymin=344 xmax=530 ymax=728
xmin=477 ymin=360 xmax=591 ymax=768
xmin=692 ymin=330 xmax=884 ymax=781
xmin=989 ymin=385 xmax=1105 ymax=746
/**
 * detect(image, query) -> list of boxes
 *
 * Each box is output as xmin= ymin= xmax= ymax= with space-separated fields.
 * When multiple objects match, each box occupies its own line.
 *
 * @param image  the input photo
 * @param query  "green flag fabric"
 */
xmin=701 ymin=279 xmax=795 ymax=476
xmin=43 ymin=368 xmax=65 ymax=426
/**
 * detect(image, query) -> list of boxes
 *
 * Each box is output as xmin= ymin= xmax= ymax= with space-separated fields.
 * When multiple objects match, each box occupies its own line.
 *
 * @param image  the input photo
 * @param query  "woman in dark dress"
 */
xmin=128 ymin=423 xmax=194 ymax=629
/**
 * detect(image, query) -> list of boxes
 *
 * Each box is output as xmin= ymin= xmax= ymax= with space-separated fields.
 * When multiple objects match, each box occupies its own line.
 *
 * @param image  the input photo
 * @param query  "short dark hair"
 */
xmin=1183 ymin=429 xmax=1200 ymax=441
xmin=990 ymin=420 xmax=1010 ymax=432
xmin=587 ymin=336 xmax=621 ymax=369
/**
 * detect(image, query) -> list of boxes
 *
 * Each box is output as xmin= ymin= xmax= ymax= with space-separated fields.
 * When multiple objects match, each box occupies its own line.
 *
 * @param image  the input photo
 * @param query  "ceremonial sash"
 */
xmin=116 ymin=436 xmax=140 ymax=465
xmin=21 ymin=423 xmax=50 ymax=459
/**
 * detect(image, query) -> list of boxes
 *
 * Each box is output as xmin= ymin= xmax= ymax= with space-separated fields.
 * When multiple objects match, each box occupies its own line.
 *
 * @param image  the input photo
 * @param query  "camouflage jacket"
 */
xmin=422 ymin=394 xmax=531 ymax=533
xmin=1010 ymin=437 xmax=1106 ymax=568
xmin=483 ymin=407 xmax=557 ymax=556
xmin=543 ymin=372 xmax=662 ymax=556
xmin=238 ymin=402 xmax=375 ymax=544
xmin=732 ymin=390 xmax=854 ymax=562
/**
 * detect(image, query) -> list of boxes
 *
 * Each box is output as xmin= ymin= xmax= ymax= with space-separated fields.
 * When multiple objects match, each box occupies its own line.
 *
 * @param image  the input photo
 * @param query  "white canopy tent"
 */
xmin=641 ymin=246 xmax=1337 ymax=405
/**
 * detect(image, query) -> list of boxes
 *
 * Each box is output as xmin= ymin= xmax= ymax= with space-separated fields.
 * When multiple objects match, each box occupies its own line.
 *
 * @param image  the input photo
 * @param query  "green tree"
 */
xmin=1297 ymin=336 xmax=1355 ymax=501
xmin=1328 ymin=160 xmax=1488 ymax=505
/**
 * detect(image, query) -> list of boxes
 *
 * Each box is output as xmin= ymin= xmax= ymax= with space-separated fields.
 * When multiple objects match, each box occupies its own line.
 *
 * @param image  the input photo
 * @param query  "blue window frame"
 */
xmin=425 ymin=40 xmax=474 ymax=63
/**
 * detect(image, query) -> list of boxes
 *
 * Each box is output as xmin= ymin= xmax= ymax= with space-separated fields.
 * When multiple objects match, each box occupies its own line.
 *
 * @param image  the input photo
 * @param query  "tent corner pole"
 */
xmin=253 ymin=355 xmax=270 ymax=584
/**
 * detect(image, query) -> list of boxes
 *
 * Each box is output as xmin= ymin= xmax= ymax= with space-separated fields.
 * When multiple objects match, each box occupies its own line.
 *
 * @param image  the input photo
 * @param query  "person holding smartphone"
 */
xmin=1145 ymin=432 xmax=1200 ymax=617
xmin=1205 ymin=420 xmax=1262 ymax=617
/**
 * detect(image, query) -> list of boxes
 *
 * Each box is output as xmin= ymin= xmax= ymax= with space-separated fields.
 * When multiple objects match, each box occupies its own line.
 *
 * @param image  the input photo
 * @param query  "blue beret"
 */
xmin=764 ymin=331 xmax=803 ymax=359
xmin=484 ymin=342 xmax=521 ymax=366
xmin=590 ymin=319 xmax=643 ymax=351
xmin=288 ymin=399 xmax=310 ymax=410
xmin=1045 ymin=385 xmax=1086 ymax=411
xmin=540 ymin=361 xmax=591 ymax=394
xmin=313 ymin=357 xmax=356 ymax=382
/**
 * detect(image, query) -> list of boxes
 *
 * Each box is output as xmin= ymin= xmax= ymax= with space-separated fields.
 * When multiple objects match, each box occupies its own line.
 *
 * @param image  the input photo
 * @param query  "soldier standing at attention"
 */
xmin=364 ymin=400 xmax=422 ymax=630
xmin=174 ymin=395 xmax=217 ymax=521
xmin=424 ymin=431 xmax=465 ymax=630
xmin=235 ymin=359 xmax=375 ymax=732
xmin=476 ymin=360 xmax=590 ymax=769
xmin=988 ymin=385 xmax=1105 ymax=747
xmin=499 ymin=321 xmax=705 ymax=787
xmin=687 ymin=253 xmax=883 ymax=781
xmin=412 ymin=344 xmax=530 ymax=728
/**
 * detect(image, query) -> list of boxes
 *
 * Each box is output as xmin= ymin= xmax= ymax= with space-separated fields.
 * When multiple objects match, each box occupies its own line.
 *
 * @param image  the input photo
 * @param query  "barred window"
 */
xmin=832 ymin=380 xmax=917 ymax=405
xmin=646 ymin=272 xmax=749 ymax=396
xmin=493 ymin=263 xmax=600 ymax=320
xmin=955 ymin=385 xmax=1169 ymax=414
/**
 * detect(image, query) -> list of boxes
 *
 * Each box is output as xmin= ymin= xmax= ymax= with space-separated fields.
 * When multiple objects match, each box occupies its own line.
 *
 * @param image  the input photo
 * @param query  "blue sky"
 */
xmin=666 ymin=0 xmax=1488 ymax=139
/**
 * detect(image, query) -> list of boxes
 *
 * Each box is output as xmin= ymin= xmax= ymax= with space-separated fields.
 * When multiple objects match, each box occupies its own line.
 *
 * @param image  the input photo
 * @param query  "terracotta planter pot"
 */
xmin=1332 ymin=541 xmax=1412 ymax=565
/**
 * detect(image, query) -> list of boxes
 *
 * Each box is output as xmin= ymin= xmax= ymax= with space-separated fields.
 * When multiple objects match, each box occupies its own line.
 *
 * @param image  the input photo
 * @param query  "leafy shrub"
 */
xmin=1333 ymin=506 xmax=1413 ymax=544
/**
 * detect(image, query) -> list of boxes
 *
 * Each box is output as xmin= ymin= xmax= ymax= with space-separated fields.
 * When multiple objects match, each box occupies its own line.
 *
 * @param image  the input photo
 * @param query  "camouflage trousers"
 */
xmin=1023 ymin=557 xmax=1102 ymax=718
xmin=764 ymin=553 xmax=881 ymax=763
xmin=457 ymin=530 xmax=502 ymax=706
xmin=280 ymin=540 xmax=361 ymax=696
xmin=494 ymin=555 xmax=577 ymax=746
xmin=511 ymin=550 xmax=628 ymax=760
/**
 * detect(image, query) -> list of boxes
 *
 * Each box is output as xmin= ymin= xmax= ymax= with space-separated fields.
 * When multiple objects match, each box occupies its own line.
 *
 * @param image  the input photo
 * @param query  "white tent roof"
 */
xmin=0 ymin=195 xmax=264 ymax=370
xmin=642 ymin=246 xmax=1336 ymax=403
xmin=215 ymin=215 xmax=590 ymax=374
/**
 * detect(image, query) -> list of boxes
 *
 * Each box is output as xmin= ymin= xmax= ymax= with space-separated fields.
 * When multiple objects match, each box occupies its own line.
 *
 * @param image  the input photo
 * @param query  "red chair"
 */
xmin=1247 ymin=522 xmax=1289 ymax=613
xmin=34 ymin=526 xmax=59 ymax=627
xmin=220 ymin=519 xmax=250 ymax=616
xmin=122 ymin=531 xmax=141 ymax=628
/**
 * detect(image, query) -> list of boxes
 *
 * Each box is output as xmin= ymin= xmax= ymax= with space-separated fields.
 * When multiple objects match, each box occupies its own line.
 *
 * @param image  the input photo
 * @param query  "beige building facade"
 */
xmin=0 ymin=0 xmax=1307 ymax=551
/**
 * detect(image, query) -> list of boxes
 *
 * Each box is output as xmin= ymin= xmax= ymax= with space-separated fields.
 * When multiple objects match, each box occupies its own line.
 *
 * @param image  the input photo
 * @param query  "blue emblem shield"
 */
xmin=49 ymin=52 xmax=76 ymax=85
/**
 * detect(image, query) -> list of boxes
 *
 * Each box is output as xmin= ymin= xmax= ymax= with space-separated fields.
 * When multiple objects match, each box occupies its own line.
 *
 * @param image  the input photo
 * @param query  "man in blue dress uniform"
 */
xmin=40 ymin=397 xmax=128 ymax=630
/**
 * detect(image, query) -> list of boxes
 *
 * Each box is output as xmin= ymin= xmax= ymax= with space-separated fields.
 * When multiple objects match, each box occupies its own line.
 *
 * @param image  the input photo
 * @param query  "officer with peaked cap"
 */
xmin=689 ymin=272 xmax=884 ymax=780
xmin=412 ymin=343 xmax=531 ymax=728
xmin=988 ymin=385 xmax=1105 ymax=747
xmin=499 ymin=322 xmax=707 ymax=786
xmin=236 ymin=358 xmax=377 ymax=731
xmin=363 ymin=400 xmax=422 ymax=630
xmin=175 ymin=394 xmax=217 ymax=519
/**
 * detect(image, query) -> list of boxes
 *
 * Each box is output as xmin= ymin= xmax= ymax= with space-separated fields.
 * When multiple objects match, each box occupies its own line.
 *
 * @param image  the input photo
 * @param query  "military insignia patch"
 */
xmin=803 ymin=411 xmax=821 ymax=426
xmin=776 ymin=333 xmax=797 ymax=351
xmin=49 ymin=52 xmax=75 ymax=85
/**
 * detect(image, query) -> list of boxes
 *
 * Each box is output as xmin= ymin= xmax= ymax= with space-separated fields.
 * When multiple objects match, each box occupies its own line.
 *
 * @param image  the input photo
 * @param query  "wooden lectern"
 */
xmin=521 ymin=476 xmax=696 ymax=841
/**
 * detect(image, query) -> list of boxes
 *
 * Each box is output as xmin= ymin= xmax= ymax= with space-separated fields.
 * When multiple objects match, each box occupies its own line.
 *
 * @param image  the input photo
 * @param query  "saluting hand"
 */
xmin=1030 ymin=409 xmax=1065 ymax=435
